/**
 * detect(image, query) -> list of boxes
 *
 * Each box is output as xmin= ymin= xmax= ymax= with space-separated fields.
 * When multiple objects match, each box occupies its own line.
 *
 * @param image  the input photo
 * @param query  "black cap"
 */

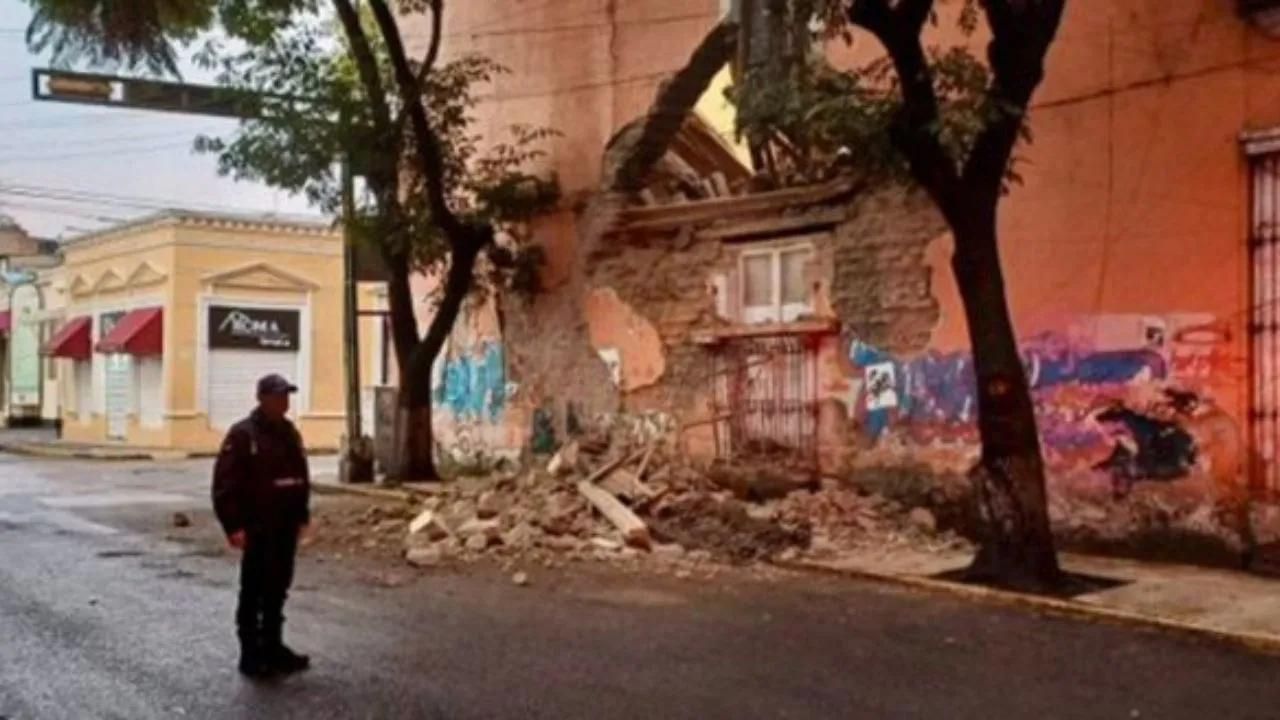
xmin=257 ymin=373 xmax=298 ymax=397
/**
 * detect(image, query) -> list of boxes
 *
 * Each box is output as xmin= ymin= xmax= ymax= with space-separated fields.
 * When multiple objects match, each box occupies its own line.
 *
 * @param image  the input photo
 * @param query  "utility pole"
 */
xmin=339 ymin=120 xmax=372 ymax=483
xmin=31 ymin=68 xmax=374 ymax=481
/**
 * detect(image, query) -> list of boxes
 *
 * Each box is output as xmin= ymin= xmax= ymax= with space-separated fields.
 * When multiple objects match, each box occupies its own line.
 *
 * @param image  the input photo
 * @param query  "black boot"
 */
xmin=238 ymin=634 xmax=273 ymax=678
xmin=263 ymin=623 xmax=310 ymax=674
xmin=269 ymin=642 xmax=311 ymax=674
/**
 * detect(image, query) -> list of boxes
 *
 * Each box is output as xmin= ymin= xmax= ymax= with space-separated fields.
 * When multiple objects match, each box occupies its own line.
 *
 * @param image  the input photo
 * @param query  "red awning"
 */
xmin=96 ymin=307 xmax=162 ymax=355
xmin=44 ymin=316 xmax=92 ymax=360
xmin=0 ymin=311 xmax=11 ymax=336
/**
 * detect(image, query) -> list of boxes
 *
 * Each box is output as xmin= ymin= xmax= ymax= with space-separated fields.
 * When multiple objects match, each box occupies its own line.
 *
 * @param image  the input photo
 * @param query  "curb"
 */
xmin=0 ymin=442 xmax=214 ymax=462
xmin=780 ymin=559 xmax=1280 ymax=657
xmin=311 ymin=480 xmax=418 ymax=503
xmin=0 ymin=442 xmax=159 ymax=461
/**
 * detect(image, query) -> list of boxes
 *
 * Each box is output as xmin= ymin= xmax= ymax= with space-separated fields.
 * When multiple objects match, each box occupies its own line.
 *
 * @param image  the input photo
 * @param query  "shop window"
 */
xmin=74 ymin=360 xmax=91 ymax=422
xmin=740 ymin=244 xmax=814 ymax=324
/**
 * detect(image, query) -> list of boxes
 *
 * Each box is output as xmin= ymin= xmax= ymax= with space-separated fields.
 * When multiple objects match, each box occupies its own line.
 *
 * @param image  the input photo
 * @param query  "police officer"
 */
xmin=212 ymin=373 xmax=312 ymax=678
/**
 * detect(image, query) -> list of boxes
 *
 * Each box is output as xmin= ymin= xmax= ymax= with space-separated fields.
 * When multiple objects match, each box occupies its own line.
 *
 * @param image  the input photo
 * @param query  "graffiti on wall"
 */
xmin=1092 ymin=389 xmax=1200 ymax=498
xmin=434 ymin=340 xmax=507 ymax=423
xmin=844 ymin=314 xmax=1236 ymax=489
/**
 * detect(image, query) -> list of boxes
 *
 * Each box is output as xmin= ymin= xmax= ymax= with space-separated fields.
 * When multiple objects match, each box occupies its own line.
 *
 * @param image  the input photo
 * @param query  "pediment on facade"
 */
xmin=126 ymin=262 xmax=168 ymax=288
xmin=201 ymin=262 xmax=319 ymax=292
xmin=68 ymin=274 xmax=92 ymax=297
xmin=90 ymin=269 xmax=125 ymax=294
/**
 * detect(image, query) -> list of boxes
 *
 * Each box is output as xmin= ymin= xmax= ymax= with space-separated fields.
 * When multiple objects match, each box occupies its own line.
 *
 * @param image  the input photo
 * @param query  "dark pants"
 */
xmin=236 ymin=527 xmax=298 ymax=648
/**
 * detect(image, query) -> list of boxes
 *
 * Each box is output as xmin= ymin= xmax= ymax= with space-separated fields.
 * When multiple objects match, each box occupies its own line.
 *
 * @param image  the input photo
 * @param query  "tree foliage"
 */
xmin=729 ymin=0 xmax=1030 ymax=188
xmin=26 ymin=0 xmax=561 ymax=480
xmin=732 ymin=0 xmax=1068 ymax=588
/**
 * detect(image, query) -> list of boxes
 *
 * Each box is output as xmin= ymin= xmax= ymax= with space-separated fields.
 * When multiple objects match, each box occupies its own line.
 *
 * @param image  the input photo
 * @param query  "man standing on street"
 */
xmin=212 ymin=373 xmax=312 ymax=678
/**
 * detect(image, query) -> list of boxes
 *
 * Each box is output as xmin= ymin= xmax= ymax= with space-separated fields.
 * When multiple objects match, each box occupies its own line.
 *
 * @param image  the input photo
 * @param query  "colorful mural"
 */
xmin=435 ymin=341 xmax=507 ymax=423
xmin=843 ymin=314 xmax=1238 ymax=490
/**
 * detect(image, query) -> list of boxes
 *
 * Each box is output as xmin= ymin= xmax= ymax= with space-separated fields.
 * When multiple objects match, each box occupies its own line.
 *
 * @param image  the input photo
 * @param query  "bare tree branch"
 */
xmin=420 ymin=0 xmax=444 ymax=80
xmin=848 ymin=0 xmax=893 ymax=36
xmin=366 ymin=0 xmax=473 ymax=245
xmin=394 ymin=0 xmax=444 ymax=134
xmin=895 ymin=0 xmax=937 ymax=34
xmin=848 ymin=0 xmax=961 ymax=215
xmin=332 ymin=0 xmax=393 ymax=141
xmin=962 ymin=0 xmax=1066 ymax=195
xmin=607 ymin=21 xmax=738 ymax=193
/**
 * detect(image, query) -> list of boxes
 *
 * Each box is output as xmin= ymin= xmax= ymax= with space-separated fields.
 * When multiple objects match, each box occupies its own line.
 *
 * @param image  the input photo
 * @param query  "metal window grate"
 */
xmin=1250 ymin=152 xmax=1280 ymax=496
xmin=708 ymin=333 xmax=820 ymax=471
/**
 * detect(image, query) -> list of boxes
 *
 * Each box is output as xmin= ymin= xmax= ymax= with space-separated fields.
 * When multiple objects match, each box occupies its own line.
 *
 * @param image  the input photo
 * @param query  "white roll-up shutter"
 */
xmin=137 ymin=357 xmax=163 ymax=428
xmin=74 ymin=360 xmax=92 ymax=421
xmin=208 ymin=349 xmax=300 ymax=429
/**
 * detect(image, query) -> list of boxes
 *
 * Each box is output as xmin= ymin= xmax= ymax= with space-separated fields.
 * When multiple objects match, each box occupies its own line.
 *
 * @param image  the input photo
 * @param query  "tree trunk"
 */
xmin=950 ymin=210 xmax=1061 ymax=591
xmin=392 ymin=355 xmax=437 ymax=482
xmin=388 ymin=240 xmax=482 ymax=483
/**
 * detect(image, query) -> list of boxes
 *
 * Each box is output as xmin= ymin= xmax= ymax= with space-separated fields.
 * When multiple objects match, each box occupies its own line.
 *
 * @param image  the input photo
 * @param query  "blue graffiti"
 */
xmin=848 ymin=335 xmax=1170 ymax=441
xmin=435 ymin=342 xmax=506 ymax=423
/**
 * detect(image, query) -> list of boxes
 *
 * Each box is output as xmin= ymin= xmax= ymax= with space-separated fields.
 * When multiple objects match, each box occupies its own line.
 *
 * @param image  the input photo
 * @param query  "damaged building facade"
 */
xmin=401 ymin=0 xmax=1280 ymax=563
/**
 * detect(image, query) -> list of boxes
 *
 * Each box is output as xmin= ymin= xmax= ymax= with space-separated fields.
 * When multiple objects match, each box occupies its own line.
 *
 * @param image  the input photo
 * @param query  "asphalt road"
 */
xmin=4 ymin=453 xmax=1280 ymax=720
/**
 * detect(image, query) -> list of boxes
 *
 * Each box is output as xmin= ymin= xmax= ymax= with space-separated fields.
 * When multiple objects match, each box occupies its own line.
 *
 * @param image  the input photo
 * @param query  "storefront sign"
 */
xmin=209 ymin=306 xmax=300 ymax=351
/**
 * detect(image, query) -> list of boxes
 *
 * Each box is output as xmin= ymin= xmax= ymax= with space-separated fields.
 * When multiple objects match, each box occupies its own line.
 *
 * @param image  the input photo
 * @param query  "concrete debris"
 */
xmin=384 ymin=435 xmax=962 ymax=574
xmin=171 ymin=512 xmax=192 ymax=528
xmin=707 ymin=460 xmax=816 ymax=502
xmin=591 ymin=536 xmax=623 ymax=552
xmin=457 ymin=517 xmax=502 ymax=539
xmin=408 ymin=509 xmax=450 ymax=540
xmin=600 ymin=468 xmax=654 ymax=503
xmin=502 ymin=522 xmax=538 ymax=548
xmin=547 ymin=441 xmax=580 ymax=476
xmin=908 ymin=507 xmax=937 ymax=534
xmin=476 ymin=490 xmax=506 ymax=519
xmin=405 ymin=545 xmax=448 ymax=568
xmin=578 ymin=481 xmax=652 ymax=550
xmin=512 ymin=571 xmax=530 ymax=587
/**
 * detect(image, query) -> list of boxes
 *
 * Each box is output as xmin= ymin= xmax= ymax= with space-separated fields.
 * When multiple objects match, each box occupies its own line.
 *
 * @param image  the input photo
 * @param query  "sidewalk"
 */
xmin=0 ymin=428 xmax=340 ymax=463
xmin=0 ymin=429 xmax=202 ymax=461
xmin=789 ymin=546 xmax=1280 ymax=654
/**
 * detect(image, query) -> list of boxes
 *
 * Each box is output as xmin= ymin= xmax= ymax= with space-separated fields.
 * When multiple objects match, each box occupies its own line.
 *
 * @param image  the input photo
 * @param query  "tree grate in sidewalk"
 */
xmin=931 ymin=569 xmax=1130 ymax=600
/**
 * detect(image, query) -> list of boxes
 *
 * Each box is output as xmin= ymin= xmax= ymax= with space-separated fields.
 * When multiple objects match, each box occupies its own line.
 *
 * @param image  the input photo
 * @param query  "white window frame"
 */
xmin=738 ymin=241 xmax=815 ymax=324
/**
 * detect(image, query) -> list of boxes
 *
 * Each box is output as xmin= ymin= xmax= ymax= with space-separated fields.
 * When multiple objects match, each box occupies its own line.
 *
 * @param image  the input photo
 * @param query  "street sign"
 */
xmin=33 ymin=68 xmax=252 ymax=119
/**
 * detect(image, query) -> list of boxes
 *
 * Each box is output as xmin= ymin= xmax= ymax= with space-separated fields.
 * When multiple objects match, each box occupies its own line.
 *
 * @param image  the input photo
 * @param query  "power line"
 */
xmin=0 ymin=199 xmax=127 ymax=224
xmin=0 ymin=139 xmax=195 ymax=163
xmin=0 ymin=126 xmax=223 ymax=151
xmin=1 ymin=181 xmax=293 ymax=216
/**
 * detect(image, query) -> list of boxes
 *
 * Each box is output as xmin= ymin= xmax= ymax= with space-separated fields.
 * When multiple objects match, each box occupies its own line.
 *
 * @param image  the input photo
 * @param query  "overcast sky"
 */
xmin=0 ymin=1 xmax=317 ymax=240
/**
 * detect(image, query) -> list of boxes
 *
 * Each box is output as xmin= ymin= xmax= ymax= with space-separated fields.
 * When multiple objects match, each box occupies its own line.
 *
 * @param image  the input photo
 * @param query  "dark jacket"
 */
xmin=212 ymin=409 xmax=311 ymax=536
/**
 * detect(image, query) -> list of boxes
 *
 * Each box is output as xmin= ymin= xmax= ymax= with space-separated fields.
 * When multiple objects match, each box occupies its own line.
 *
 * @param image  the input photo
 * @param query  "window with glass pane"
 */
xmin=780 ymin=248 xmax=811 ymax=304
xmin=743 ymin=254 xmax=774 ymax=307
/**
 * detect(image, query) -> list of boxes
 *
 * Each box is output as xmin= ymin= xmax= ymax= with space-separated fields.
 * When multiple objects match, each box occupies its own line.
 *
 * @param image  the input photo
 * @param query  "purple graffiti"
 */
xmin=848 ymin=333 xmax=1172 ymax=446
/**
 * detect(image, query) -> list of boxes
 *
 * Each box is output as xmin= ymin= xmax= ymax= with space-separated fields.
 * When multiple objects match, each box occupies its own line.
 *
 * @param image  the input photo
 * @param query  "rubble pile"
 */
xmin=397 ymin=436 xmax=968 ymax=572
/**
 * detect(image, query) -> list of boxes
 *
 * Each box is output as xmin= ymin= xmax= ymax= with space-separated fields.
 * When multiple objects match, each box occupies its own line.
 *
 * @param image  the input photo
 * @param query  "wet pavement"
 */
xmin=4 ymin=454 xmax=1280 ymax=719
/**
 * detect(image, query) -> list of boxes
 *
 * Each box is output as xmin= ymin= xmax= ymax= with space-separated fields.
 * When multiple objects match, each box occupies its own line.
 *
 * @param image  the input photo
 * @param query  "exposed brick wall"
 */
xmin=587 ymin=224 xmax=727 ymax=417
xmin=829 ymin=190 xmax=946 ymax=355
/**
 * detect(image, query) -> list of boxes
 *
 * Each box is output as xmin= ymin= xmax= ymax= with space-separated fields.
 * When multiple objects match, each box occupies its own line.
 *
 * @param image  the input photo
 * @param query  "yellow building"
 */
xmin=45 ymin=210 xmax=353 ymax=452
